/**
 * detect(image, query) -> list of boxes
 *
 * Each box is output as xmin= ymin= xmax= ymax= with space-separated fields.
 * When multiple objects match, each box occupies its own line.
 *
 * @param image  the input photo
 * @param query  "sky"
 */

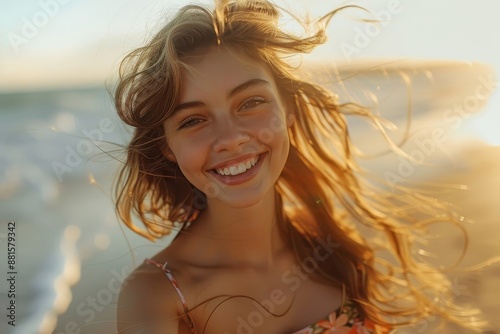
xmin=1 ymin=0 xmax=499 ymax=143
xmin=1 ymin=0 xmax=500 ymax=90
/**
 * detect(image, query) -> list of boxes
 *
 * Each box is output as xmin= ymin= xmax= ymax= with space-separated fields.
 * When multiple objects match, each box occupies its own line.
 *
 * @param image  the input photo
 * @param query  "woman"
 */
xmin=113 ymin=1 xmax=484 ymax=333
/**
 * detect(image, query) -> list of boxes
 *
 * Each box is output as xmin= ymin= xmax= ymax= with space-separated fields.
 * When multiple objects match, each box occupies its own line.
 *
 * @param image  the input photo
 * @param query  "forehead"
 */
xmin=179 ymin=47 xmax=273 ymax=102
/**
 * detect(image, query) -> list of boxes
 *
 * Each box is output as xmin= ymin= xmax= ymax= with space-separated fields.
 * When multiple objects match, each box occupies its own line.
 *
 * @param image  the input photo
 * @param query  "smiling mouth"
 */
xmin=212 ymin=155 xmax=261 ymax=176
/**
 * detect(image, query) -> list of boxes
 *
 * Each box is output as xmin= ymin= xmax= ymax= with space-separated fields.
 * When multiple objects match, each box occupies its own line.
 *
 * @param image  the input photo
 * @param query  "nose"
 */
xmin=212 ymin=117 xmax=250 ymax=152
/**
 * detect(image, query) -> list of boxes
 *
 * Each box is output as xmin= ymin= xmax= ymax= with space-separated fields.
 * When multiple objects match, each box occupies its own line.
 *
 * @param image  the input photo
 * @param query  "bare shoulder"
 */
xmin=116 ymin=260 xmax=180 ymax=334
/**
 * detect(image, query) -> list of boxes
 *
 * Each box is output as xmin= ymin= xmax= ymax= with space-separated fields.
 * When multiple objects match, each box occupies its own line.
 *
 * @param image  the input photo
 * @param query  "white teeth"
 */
xmin=214 ymin=155 xmax=260 ymax=176
xmin=237 ymin=163 xmax=246 ymax=173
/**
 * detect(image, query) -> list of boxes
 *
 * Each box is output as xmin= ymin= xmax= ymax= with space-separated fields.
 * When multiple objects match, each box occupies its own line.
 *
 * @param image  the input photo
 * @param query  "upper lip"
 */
xmin=208 ymin=153 xmax=261 ymax=170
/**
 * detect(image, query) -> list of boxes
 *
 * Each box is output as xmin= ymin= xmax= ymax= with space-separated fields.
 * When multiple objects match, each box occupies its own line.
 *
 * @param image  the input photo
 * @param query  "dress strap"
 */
xmin=144 ymin=258 xmax=196 ymax=333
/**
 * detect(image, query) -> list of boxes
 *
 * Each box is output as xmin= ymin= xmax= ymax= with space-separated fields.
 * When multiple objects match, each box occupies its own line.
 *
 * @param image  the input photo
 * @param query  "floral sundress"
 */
xmin=292 ymin=300 xmax=392 ymax=334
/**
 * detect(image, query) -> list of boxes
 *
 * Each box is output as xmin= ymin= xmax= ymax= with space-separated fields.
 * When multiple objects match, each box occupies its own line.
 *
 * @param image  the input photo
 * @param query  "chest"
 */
xmin=179 ymin=267 xmax=344 ymax=334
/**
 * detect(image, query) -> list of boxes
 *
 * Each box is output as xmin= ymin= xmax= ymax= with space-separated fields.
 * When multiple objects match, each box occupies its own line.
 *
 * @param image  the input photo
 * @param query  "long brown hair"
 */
xmin=113 ymin=0 xmax=484 ymax=331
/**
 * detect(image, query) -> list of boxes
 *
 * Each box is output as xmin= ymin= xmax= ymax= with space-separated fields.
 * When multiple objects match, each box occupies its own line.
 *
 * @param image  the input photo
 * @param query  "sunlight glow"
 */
xmin=38 ymin=225 xmax=81 ymax=334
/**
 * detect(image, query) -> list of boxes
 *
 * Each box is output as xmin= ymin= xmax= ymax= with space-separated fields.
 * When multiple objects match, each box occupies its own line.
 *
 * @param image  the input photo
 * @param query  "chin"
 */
xmin=221 ymin=198 xmax=262 ymax=209
xmin=228 ymin=199 xmax=263 ymax=209
xmin=208 ymin=191 xmax=271 ymax=210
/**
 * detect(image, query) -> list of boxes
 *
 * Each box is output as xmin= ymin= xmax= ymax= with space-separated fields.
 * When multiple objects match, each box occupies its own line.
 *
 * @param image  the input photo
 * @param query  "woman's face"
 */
xmin=163 ymin=46 xmax=292 ymax=208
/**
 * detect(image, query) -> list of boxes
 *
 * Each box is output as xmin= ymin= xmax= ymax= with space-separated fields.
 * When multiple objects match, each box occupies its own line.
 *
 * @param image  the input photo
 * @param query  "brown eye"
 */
xmin=178 ymin=117 xmax=204 ymax=129
xmin=240 ymin=97 xmax=270 ymax=110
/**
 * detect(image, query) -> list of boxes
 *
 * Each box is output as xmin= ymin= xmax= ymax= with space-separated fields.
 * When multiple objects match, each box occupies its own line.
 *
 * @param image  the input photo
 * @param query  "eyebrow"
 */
xmin=227 ymin=78 xmax=270 ymax=99
xmin=172 ymin=78 xmax=271 ymax=115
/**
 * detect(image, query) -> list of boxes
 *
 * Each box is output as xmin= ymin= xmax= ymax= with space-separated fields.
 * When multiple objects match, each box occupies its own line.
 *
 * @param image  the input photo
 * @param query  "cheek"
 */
xmin=269 ymin=109 xmax=288 ymax=132
xmin=256 ymin=108 xmax=290 ymax=145
xmin=170 ymin=141 xmax=206 ymax=175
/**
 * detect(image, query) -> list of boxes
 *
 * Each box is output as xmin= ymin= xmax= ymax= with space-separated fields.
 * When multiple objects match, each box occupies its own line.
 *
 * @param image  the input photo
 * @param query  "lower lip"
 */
xmin=208 ymin=153 xmax=266 ymax=186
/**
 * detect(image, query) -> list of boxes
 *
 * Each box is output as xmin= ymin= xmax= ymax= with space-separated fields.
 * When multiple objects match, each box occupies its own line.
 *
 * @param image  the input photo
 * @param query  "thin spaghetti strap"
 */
xmin=144 ymin=258 xmax=196 ymax=333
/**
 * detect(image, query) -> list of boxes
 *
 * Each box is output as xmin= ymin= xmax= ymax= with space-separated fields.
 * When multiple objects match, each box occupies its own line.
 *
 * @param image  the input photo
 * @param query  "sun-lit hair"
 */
xmin=113 ymin=0 xmax=485 ymax=332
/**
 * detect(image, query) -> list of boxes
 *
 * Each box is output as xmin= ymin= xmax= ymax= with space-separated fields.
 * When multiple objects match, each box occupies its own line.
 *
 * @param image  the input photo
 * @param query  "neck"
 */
xmin=193 ymin=189 xmax=288 ymax=269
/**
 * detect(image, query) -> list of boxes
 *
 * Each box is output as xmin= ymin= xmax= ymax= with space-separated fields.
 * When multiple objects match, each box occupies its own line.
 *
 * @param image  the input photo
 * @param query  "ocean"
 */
xmin=0 ymin=85 xmax=172 ymax=334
